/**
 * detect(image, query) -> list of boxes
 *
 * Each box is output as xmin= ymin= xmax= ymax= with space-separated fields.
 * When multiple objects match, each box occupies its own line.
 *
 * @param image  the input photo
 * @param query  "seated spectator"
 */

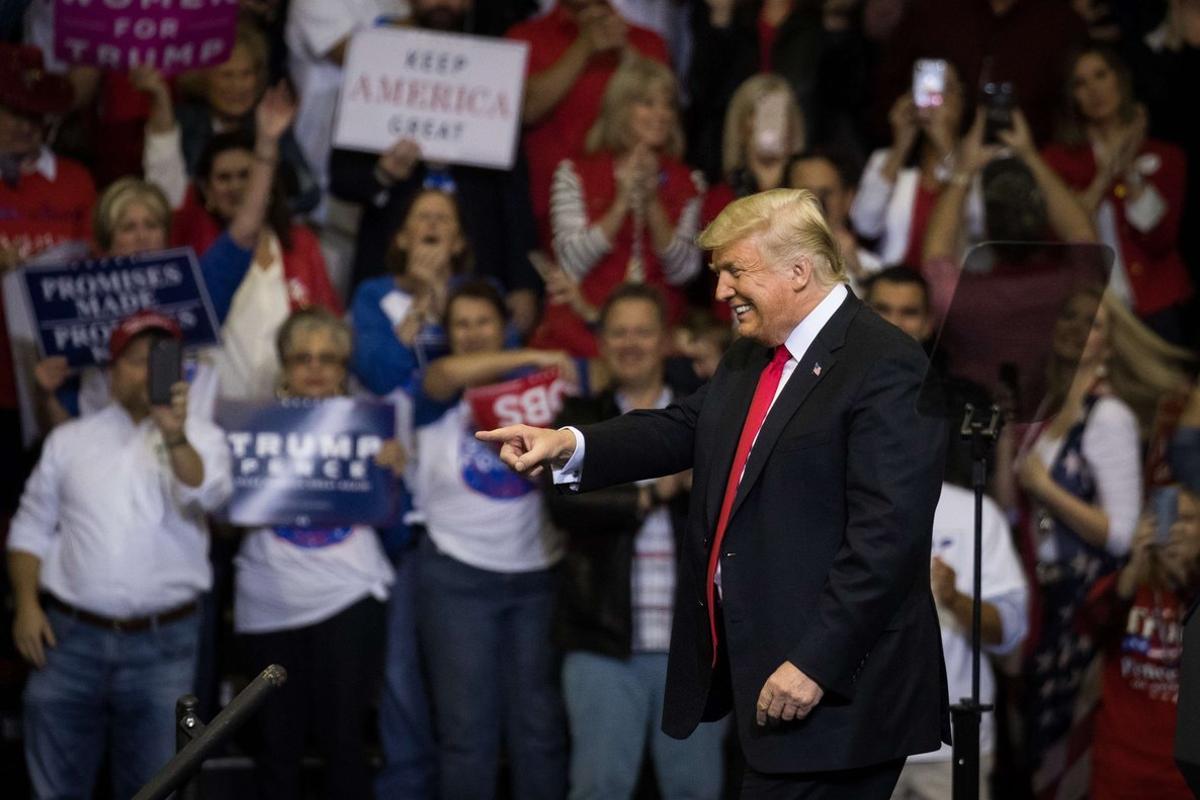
xmin=6 ymin=310 xmax=232 ymax=799
xmin=135 ymin=23 xmax=319 ymax=214
xmin=1042 ymin=46 xmax=1192 ymax=345
xmin=507 ymin=0 xmax=669 ymax=242
xmin=235 ymin=307 xmax=400 ymax=800
xmin=168 ymin=87 xmax=341 ymax=401
xmin=534 ymin=56 xmax=704 ymax=357
xmin=675 ymin=310 xmax=733 ymax=382
xmin=548 ymin=284 xmax=727 ymax=799
xmin=1081 ymin=486 xmax=1200 ymax=800
xmin=851 ymin=61 xmax=981 ymax=267
xmin=863 ymin=266 xmax=935 ymax=344
xmin=349 ymin=188 xmax=470 ymax=399
xmin=686 ymin=0 xmax=869 ymax=181
xmin=0 ymin=43 xmax=95 ymax=517
xmin=994 ymin=286 xmax=1191 ymax=798
xmin=787 ymin=148 xmax=879 ymax=287
xmin=412 ymin=281 xmax=571 ymax=799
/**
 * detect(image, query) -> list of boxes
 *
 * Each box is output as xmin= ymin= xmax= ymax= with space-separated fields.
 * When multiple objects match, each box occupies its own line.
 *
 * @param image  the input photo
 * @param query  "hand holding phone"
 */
xmin=148 ymin=338 xmax=182 ymax=407
xmin=913 ymin=59 xmax=948 ymax=110
xmin=1154 ymin=486 xmax=1180 ymax=546
xmin=753 ymin=90 xmax=790 ymax=159
xmin=982 ymin=81 xmax=1015 ymax=145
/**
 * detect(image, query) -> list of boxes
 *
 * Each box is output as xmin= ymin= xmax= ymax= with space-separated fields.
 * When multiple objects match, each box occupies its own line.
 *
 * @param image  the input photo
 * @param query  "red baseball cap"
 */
xmin=108 ymin=310 xmax=183 ymax=361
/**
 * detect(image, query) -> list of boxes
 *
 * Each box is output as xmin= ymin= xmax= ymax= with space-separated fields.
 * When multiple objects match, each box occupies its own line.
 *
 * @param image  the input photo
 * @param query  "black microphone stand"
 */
xmin=951 ymin=404 xmax=1002 ymax=800
xmin=132 ymin=664 xmax=287 ymax=800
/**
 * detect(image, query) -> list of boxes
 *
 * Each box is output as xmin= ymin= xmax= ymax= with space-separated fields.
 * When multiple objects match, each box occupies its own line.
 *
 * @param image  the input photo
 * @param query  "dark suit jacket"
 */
xmin=575 ymin=293 xmax=951 ymax=773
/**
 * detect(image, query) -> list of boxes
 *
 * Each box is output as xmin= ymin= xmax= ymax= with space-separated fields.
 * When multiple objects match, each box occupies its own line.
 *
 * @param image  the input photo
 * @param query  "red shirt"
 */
xmin=1041 ymin=139 xmax=1192 ymax=317
xmin=530 ymin=152 xmax=700 ymax=357
xmin=1085 ymin=575 xmax=1193 ymax=800
xmin=900 ymin=180 xmax=939 ymax=268
xmin=506 ymin=7 xmax=668 ymax=245
xmin=0 ymin=156 xmax=97 ymax=408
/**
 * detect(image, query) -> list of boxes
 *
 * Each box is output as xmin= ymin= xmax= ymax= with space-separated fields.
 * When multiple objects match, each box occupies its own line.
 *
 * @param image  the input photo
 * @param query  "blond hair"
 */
xmin=721 ymin=74 xmax=806 ymax=178
xmin=585 ymin=56 xmax=684 ymax=158
xmin=177 ymin=21 xmax=269 ymax=102
xmin=92 ymin=178 xmax=171 ymax=253
xmin=697 ymin=188 xmax=847 ymax=288
xmin=1047 ymin=285 xmax=1194 ymax=436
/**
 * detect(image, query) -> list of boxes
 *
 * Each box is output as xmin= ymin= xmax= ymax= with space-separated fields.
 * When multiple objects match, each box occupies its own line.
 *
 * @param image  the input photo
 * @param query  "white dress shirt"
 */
xmin=554 ymin=284 xmax=850 ymax=592
xmin=7 ymin=404 xmax=233 ymax=617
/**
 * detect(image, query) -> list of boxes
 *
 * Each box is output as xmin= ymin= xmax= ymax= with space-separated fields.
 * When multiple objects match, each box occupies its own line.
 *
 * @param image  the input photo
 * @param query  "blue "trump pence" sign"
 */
xmin=21 ymin=248 xmax=220 ymax=366
xmin=217 ymin=397 xmax=398 ymax=528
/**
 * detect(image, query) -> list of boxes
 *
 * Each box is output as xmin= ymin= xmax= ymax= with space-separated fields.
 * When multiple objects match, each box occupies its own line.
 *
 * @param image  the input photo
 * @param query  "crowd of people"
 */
xmin=1 ymin=0 xmax=1200 ymax=798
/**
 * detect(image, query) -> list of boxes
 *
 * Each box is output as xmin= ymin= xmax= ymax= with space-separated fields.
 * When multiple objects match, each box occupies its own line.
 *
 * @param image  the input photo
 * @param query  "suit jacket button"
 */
xmin=697 ymin=599 xmax=705 ymax=608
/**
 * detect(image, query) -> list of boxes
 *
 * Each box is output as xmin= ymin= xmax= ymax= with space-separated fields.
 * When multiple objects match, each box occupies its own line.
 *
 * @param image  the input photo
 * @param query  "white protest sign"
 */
xmin=333 ymin=27 xmax=528 ymax=170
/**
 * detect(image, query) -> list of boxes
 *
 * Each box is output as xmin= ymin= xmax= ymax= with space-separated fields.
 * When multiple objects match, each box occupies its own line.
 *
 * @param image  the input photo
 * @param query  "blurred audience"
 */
xmin=137 ymin=24 xmax=319 ymax=215
xmin=412 ymin=281 xmax=570 ymax=799
xmin=549 ymin=284 xmax=727 ymax=800
xmin=235 ymin=308 xmax=397 ymax=800
xmin=853 ymin=60 xmax=978 ymax=267
xmin=1080 ymin=486 xmax=1199 ymax=800
xmin=6 ymin=310 xmax=232 ymax=799
xmin=535 ymin=56 xmax=703 ymax=357
xmin=788 ymin=148 xmax=878 ymax=286
xmin=1042 ymin=46 xmax=1193 ymax=345
xmin=507 ymin=0 xmax=669 ymax=243
xmin=995 ymin=286 xmax=1191 ymax=798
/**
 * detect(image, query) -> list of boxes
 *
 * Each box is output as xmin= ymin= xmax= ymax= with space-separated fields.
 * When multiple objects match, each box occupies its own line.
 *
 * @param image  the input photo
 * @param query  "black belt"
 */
xmin=44 ymin=595 xmax=198 ymax=633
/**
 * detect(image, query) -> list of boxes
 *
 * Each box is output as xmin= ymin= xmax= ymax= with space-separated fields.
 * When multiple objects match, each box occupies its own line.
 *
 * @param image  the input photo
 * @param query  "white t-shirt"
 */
xmin=910 ymin=483 xmax=1029 ymax=763
xmin=412 ymin=399 xmax=562 ymax=573
xmin=234 ymin=523 xmax=393 ymax=634
xmin=285 ymin=0 xmax=408 ymax=196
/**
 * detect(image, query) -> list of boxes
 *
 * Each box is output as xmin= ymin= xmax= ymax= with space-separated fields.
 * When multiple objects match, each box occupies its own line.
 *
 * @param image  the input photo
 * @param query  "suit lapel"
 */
xmin=726 ymin=293 xmax=861 ymax=524
xmin=705 ymin=345 xmax=770 ymax=531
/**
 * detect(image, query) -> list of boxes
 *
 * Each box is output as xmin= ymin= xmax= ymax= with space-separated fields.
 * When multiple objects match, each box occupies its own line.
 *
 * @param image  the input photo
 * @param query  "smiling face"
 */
xmin=712 ymin=237 xmax=805 ymax=346
xmin=281 ymin=326 xmax=349 ymax=399
xmin=447 ymin=295 xmax=506 ymax=356
xmin=202 ymin=148 xmax=253 ymax=221
xmin=1071 ymin=52 xmax=1123 ymax=125
xmin=207 ymin=44 xmax=260 ymax=121
xmin=626 ymin=84 xmax=675 ymax=151
xmin=599 ymin=297 xmax=668 ymax=390
xmin=109 ymin=200 xmax=168 ymax=256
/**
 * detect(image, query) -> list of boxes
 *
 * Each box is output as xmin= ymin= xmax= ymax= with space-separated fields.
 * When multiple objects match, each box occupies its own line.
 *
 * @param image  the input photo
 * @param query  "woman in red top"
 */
xmin=1042 ymin=46 xmax=1192 ymax=346
xmin=535 ymin=56 xmax=705 ymax=357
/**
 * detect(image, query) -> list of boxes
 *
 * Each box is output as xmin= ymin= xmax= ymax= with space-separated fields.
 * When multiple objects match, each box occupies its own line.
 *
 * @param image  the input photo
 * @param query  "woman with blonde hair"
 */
xmin=999 ymin=284 xmax=1192 ymax=798
xmin=535 ymin=56 xmax=705 ymax=358
xmin=716 ymin=73 xmax=806 ymax=199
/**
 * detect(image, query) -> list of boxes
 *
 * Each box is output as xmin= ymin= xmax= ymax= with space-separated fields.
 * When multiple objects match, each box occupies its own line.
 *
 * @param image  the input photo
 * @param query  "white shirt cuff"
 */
xmin=551 ymin=426 xmax=585 ymax=488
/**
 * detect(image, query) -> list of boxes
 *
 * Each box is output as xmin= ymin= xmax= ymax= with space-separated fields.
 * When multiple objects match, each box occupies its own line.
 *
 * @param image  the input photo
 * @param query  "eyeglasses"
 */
xmin=284 ymin=352 xmax=346 ymax=368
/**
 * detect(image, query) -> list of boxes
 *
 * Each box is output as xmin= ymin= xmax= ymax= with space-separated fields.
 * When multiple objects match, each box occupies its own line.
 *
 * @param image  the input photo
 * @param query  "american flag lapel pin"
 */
xmin=812 ymin=362 xmax=822 ymax=377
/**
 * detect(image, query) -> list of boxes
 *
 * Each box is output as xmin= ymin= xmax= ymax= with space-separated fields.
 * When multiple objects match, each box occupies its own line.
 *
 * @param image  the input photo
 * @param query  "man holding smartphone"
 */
xmin=6 ymin=310 xmax=232 ymax=799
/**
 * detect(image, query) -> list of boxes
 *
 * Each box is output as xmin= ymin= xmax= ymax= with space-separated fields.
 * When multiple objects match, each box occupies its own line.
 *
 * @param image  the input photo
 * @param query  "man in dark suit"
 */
xmin=478 ymin=188 xmax=949 ymax=797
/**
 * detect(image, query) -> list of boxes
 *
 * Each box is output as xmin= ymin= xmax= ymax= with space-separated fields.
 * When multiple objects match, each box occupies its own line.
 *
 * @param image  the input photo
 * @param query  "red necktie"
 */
xmin=705 ymin=344 xmax=792 ymax=665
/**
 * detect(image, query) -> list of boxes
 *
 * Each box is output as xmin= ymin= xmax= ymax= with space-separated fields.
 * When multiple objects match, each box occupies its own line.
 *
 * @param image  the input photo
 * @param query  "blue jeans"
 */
xmin=417 ymin=538 xmax=567 ymax=800
xmin=23 ymin=605 xmax=200 ymax=800
xmin=375 ymin=543 xmax=437 ymax=799
xmin=563 ymin=651 xmax=727 ymax=800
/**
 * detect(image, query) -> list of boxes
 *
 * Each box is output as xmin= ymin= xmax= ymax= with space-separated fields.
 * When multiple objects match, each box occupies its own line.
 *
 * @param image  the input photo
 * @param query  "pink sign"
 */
xmin=54 ymin=0 xmax=239 ymax=75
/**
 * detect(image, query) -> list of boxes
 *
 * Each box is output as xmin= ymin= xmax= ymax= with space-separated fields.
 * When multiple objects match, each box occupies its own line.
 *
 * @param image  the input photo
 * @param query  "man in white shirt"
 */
xmin=7 ymin=310 xmax=232 ymax=799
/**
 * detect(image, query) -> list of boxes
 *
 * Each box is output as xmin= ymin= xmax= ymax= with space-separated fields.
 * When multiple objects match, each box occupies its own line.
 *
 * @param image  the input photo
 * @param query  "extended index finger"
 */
xmin=474 ymin=425 xmax=528 ymax=443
